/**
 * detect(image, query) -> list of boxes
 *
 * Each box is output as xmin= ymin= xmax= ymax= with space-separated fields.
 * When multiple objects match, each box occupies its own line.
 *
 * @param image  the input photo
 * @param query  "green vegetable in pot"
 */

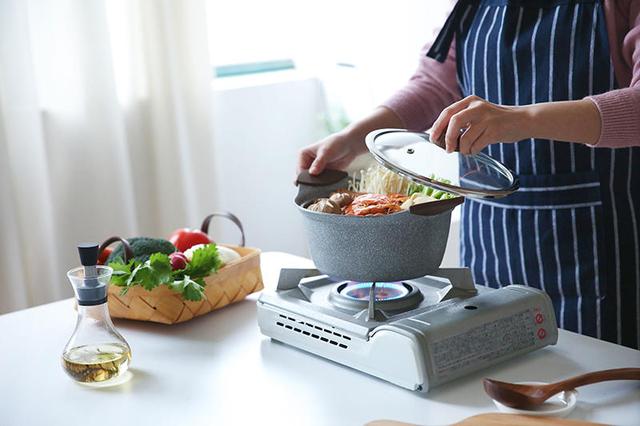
xmin=107 ymin=237 xmax=176 ymax=263
xmin=407 ymin=175 xmax=456 ymax=200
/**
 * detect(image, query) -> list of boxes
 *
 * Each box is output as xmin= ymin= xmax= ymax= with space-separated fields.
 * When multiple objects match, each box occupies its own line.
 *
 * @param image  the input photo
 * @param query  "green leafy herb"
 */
xmin=149 ymin=253 xmax=173 ymax=284
xmin=108 ymin=244 xmax=221 ymax=301
xmin=186 ymin=244 xmax=221 ymax=277
xmin=168 ymin=276 xmax=206 ymax=301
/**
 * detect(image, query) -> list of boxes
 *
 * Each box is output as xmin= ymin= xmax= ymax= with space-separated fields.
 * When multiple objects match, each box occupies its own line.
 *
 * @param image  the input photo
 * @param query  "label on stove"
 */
xmin=431 ymin=309 xmax=536 ymax=379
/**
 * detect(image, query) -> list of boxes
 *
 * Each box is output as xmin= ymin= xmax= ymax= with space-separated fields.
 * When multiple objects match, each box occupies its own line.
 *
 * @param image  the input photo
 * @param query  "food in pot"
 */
xmin=350 ymin=164 xmax=457 ymax=200
xmin=344 ymin=193 xmax=408 ymax=216
xmin=304 ymin=165 xmax=460 ymax=217
xmin=308 ymin=198 xmax=343 ymax=214
xmin=350 ymin=164 xmax=413 ymax=195
xmin=401 ymin=193 xmax=437 ymax=209
xmin=305 ymin=191 xmax=408 ymax=217
xmin=329 ymin=191 xmax=354 ymax=208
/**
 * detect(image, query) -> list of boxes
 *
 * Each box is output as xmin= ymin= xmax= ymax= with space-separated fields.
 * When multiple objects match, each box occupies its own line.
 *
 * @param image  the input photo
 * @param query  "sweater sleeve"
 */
xmin=381 ymin=41 xmax=462 ymax=132
xmin=586 ymin=1 xmax=640 ymax=148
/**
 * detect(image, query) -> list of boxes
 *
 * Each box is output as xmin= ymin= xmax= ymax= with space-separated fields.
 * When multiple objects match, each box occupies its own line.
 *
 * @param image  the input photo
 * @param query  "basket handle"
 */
xmin=99 ymin=236 xmax=133 ymax=263
xmin=201 ymin=212 xmax=246 ymax=247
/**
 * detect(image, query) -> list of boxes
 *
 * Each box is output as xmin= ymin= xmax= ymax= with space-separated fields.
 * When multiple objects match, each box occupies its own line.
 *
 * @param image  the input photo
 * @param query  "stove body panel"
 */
xmin=257 ymin=269 xmax=558 ymax=392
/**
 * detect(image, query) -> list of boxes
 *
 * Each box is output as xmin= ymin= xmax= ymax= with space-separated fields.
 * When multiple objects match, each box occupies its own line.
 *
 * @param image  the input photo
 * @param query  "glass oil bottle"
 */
xmin=62 ymin=243 xmax=132 ymax=386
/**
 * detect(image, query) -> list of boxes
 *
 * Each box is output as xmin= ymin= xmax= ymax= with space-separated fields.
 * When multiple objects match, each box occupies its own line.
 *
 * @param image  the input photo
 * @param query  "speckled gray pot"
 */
xmin=295 ymin=172 xmax=453 ymax=282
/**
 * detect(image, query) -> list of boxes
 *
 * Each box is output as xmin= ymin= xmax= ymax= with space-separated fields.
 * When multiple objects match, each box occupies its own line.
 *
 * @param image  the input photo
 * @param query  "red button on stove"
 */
xmin=535 ymin=313 xmax=544 ymax=324
xmin=537 ymin=328 xmax=547 ymax=339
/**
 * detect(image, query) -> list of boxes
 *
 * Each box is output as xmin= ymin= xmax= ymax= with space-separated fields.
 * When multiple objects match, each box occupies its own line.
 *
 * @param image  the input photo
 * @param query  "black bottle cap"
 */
xmin=78 ymin=243 xmax=99 ymax=266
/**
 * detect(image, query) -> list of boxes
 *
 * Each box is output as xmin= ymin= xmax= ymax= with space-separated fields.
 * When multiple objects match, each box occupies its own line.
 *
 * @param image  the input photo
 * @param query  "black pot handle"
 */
xmin=201 ymin=212 xmax=245 ymax=247
xmin=408 ymin=196 xmax=464 ymax=216
xmin=296 ymin=169 xmax=349 ymax=186
xmin=295 ymin=169 xmax=350 ymax=205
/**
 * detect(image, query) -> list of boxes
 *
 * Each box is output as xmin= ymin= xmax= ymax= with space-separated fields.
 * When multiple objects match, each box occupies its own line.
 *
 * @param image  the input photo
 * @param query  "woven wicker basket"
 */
xmin=107 ymin=245 xmax=263 ymax=324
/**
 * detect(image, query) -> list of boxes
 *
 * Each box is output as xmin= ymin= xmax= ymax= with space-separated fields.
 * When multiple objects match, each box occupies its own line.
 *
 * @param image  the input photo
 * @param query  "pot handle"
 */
xmin=98 ymin=236 xmax=133 ymax=264
xmin=295 ymin=169 xmax=350 ymax=205
xmin=201 ymin=212 xmax=246 ymax=247
xmin=408 ymin=196 xmax=464 ymax=217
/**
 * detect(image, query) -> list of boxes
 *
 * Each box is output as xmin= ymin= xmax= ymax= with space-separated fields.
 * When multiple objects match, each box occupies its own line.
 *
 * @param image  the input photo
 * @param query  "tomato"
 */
xmin=98 ymin=247 xmax=113 ymax=265
xmin=169 ymin=228 xmax=212 ymax=252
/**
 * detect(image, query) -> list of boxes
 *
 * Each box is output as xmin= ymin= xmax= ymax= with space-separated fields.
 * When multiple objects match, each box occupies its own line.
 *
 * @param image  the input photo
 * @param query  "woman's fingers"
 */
xmin=298 ymin=149 xmax=316 ymax=173
xmin=431 ymin=95 xmax=480 ymax=142
xmin=433 ymin=96 xmax=527 ymax=155
xmin=309 ymin=152 xmax=328 ymax=175
xmin=445 ymin=107 xmax=480 ymax=153
xmin=457 ymin=123 xmax=486 ymax=154
xmin=468 ymin=130 xmax=495 ymax=155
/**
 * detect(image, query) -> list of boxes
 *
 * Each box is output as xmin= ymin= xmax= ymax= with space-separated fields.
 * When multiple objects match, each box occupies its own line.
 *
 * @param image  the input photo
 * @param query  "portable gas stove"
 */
xmin=257 ymin=268 xmax=558 ymax=392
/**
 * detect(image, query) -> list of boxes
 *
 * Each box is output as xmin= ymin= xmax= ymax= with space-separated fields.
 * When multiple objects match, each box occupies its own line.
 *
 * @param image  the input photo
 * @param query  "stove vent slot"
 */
xmin=276 ymin=315 xmax=349 ymax=349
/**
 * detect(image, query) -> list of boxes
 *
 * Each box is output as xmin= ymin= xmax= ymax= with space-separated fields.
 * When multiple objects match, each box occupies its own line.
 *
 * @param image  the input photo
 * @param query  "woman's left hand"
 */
xmin=430 ymin=95 xmax=528 ymax=154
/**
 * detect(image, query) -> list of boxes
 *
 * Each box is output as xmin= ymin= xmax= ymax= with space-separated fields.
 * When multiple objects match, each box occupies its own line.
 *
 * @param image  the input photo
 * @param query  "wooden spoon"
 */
xmin=483 ymin=368 xmax=640 ymax=409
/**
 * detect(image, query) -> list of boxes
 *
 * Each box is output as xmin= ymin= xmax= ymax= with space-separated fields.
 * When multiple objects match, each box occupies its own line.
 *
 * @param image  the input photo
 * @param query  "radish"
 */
xmin=169 ymin=252 xmax=189 ymax=270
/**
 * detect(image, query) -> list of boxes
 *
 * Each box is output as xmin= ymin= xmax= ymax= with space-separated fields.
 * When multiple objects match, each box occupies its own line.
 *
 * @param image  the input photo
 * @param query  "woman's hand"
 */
xmin=430 ymin=95 xmax=601 ymax=154
xmin=297 ymin=106 xmax=405 ymax=175
xmin=430 ymin=95 xmax=528 ymax=154
xmin=298 ymin=131 xmax=361 ymax=175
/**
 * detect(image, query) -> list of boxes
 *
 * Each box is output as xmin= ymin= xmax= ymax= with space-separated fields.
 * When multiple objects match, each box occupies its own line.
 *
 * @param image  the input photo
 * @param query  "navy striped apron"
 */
xmin=430 ymin=0 xmax=640 ymax=349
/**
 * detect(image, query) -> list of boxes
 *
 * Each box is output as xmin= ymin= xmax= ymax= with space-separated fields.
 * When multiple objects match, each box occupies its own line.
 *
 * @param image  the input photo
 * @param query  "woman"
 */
xmin=298 ymin=0 xmax=640 ymax=349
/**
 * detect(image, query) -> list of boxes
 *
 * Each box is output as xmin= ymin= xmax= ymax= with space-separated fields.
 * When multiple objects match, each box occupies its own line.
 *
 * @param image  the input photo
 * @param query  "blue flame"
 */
xmin=341 ymin=282 xmax=408 ymax=301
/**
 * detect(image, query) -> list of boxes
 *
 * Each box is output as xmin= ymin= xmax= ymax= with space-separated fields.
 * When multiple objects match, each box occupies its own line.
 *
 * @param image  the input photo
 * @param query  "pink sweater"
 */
xmin=383 ymin=0 xmax=640 ymax=149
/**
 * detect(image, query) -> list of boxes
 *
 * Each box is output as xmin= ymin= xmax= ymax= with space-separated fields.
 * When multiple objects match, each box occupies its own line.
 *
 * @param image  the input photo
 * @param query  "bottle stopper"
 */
xmin=74 ymin=243 xmax=107 ymax=305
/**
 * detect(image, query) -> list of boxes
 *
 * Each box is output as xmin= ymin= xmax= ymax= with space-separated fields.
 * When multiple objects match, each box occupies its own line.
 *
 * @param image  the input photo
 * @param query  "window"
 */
xmin=206 ymin=0 xmax=453 ymax=96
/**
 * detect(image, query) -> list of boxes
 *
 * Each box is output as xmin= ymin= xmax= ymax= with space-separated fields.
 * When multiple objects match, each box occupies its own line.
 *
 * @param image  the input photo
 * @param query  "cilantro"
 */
xmin=186 ymin=244 xmax=221 ymax=277
xmin=107 ymin=244 xmax=221 ymax=301
xmin=109 ymin=261 xmax=131 ymax=286
xmin=168 ymin=276 xmax=206 ymax=301
xmin=149 ymin=253 xmax=172 ymax=284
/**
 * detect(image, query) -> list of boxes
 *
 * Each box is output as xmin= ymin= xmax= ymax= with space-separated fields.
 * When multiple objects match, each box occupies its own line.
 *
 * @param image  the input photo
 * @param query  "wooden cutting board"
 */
xmin=366 ymin=413 xmax=606 ymax=426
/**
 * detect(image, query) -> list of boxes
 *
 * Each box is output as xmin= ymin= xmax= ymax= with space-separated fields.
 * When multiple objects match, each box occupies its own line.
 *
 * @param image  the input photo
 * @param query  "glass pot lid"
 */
xmin=365 ymin=129 xmax=519 ymax=199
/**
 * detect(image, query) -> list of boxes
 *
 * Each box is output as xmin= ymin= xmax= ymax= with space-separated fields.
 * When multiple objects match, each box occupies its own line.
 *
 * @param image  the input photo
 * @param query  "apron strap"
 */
xmin=427 ymin=0 xmax=477 ymax=62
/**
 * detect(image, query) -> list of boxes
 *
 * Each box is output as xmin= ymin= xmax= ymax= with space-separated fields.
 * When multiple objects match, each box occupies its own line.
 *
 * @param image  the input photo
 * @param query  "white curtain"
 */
xmin=0 ymin=0 xmax=217 ymax=314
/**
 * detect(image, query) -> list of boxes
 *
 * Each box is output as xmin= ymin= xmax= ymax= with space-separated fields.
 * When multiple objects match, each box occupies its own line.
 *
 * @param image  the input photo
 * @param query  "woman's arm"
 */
xmin=585 ymin=1 xmax=640 ymax=148
xmin=431 ymin=1 xmax=640 ymax=154
xmin=300 ymin=39 xmax=461 ymax=175
xmin=429 ymin=96 xmax=605 ymax=154
xmin=587 ymin=87 xmax=640 ymax=148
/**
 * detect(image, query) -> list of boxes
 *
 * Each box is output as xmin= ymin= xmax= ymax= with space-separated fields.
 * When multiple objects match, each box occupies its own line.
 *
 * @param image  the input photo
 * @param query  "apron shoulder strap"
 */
xmin=427 ymin=0 xmax=478 ymax=62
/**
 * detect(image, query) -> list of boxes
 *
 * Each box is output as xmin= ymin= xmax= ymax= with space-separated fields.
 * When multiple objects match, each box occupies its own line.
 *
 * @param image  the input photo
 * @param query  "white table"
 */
xmin=1 ymin=252 xmax=639 ymax=426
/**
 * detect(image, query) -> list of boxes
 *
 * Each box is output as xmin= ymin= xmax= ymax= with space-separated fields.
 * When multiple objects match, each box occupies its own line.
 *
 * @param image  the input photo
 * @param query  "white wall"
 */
xmin=210 ymin=72 xmax=325 ymax=256
xmin=210 ymin=73 xmax=460 ymax=267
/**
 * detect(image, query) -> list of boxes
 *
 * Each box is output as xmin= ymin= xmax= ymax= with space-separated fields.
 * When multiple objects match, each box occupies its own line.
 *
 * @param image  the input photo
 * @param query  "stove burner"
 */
xmin=329 ymin=280 xmax=424 ymax=315
xmin=341 ymin=282 xmax=409 ymax=301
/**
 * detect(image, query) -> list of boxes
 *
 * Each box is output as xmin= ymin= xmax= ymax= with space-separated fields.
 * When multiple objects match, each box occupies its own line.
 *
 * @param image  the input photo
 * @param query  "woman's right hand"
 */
xmin=297 ymin=107 xmax=405 ymax=176
xmin=297 ymin=131 xmax=361 ymax=175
